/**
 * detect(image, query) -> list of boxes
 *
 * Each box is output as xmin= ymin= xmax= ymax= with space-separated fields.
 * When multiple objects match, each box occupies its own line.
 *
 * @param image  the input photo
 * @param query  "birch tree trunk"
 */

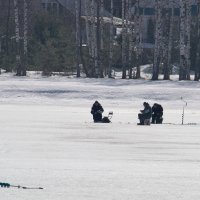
xmin=124 ymin=0 xmax=133 ymax=79
xmin=195 ymin=0 xmax=200 ymax=81
xmin=89 ymin=0 xmax=97 ymax=77
xmin=14 ymin=0 xmax=27 ymax=76
xmin=135 ymin=0 xmax=142 ymax=79
xmin=22 ymin=0 xmax=28 ymax=76
xmin=85 ymin=0 xmax=93 ymax=77
xmin=100 ymin=0 xmax=104 ymax=50
xmin=100 ymin=0 xmax=104 ymax=77
xmin=179 ymin=0 xmax=187 ymax=80
xmin=152 ymin=0 xmax=162 ymax=80
xmin=14 ymin=0 xmax=22 ymax=76
xmin=96 ymin=0 xmax=103 ymax=77
xmin=75 ymin=0 xmax=81 ymax=77
xmin=128 ymin=0 xmax=133 ymax=79
xmin=124 ymin=0 xmax=130 ymax=78
xmin=165 ymin=0 xmax=175 ymax=80
xmin=185 ymin=0 xmax=191 ymax=80
xmin=91 ymin=0 xmax=98 ymax=77
xmin=108 ymin=0 xmax=114 ymax=78
xmin=77 ymin=0 xmax=89 ymax=77
xmin=121 ymin=0 xmax=127 ymax=79
xmin=163 ymin=0 xmax=171 ymax=80
xmin=5 ymin=0 xmax=11 ymax=69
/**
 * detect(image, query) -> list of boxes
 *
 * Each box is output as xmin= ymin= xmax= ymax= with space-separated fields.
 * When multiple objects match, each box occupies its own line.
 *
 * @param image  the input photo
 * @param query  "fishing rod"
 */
xmin=0 ymin=182 xmax=43 ymax=190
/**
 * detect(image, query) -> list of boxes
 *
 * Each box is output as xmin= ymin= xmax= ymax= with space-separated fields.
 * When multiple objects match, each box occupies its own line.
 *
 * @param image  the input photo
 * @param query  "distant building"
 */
xmin=131 ymin=0 xmax=198 ymax=46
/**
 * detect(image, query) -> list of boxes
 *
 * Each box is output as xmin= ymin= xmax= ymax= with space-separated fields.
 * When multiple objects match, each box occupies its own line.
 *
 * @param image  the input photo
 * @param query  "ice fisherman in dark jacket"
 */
xmin=151 ymin=103 xmax=163 ymax=124
xmin=91 ymin=101 xmax=104 ymax=122
xmin=138 ymin=102 xmax=152 ymax=125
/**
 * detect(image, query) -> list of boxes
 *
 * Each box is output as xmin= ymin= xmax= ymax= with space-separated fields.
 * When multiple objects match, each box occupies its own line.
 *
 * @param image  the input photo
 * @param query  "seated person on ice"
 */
xmin=138 ymin=102 xmax=152 ymax=125
xmin=151 ymin=103 xmax=163 ymax=124
xmin=91 ymin=101 xmax=104 ymax=122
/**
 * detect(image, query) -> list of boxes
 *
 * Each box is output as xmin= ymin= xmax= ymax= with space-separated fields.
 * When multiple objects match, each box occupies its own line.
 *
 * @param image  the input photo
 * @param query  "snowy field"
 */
xmin=1 ymin=72 xmax=200 ymax=200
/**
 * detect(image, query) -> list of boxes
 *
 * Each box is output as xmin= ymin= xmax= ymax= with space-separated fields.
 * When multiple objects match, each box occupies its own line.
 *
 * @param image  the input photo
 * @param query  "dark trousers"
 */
xmin=152 ymin=114 xmax=163 ymax=124
xmin=138 ymin=113 xmax=152 ymax=125
xmin=93 ymin=113 xmax=102 ymax=122
xmin=138 ymin=113 xmax=145 ymax=125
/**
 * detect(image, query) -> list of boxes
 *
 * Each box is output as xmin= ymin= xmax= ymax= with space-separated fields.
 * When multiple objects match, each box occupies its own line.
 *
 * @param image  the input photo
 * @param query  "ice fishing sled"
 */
xmin=101 ymin=111 xmax=113 ymax=123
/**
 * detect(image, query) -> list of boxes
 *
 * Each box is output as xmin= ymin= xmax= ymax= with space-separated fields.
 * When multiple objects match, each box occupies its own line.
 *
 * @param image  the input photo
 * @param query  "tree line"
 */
xmin=75 ymin=0 xmax=200 ymax=80
xmin=0 ymin=0 xmax=200 ymax=81
xmin=0 ymin=0 xmax=77 ymax=76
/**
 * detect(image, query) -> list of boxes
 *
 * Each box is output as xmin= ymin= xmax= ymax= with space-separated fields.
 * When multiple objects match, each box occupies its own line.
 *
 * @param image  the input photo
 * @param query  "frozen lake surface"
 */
xmin=0 ymin=74 xmax=200 ymax=200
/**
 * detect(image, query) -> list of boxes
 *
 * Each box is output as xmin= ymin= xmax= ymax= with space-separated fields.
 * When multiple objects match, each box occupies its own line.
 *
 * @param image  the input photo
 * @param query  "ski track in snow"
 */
xmin=0 ymin=74 xmax=200 ymax=200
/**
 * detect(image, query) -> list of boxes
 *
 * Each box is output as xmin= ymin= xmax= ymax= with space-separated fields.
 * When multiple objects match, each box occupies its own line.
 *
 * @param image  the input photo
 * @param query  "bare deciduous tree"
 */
xmin=75 ymin=0 xmax=81 ymax=77
xmin=13 ymin=0 xmax=22 ymax=76
xmin=134 ymin=0 xmax=142 ymax=79
xmin=195 ymin=0 xmax=200 ymax=81
xmin=121 ymin=0 xmax=127 ymax=79
xmin=165 ymin=0 xmax=175 ymax=80
xmin=179 ymin=0 xmax=192 ymax=80
xmin=152 ymin=0 xmax=162 ymax=80
xmin=108 ymin=0 xmax=114 ymax=78
xmin=22 ymin=0 xmax=28 ymax=76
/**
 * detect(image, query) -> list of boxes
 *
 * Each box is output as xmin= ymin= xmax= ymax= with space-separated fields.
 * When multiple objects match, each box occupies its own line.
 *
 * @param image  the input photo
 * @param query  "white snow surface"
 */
xmin=0 ymin=72 xmax=200 ymax=200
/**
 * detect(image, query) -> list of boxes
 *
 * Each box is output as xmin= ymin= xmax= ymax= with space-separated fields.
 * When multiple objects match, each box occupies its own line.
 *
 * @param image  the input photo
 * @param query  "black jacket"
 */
xmin=152 ymin=104 xmax=163 ymax=115
xmin=91 ymin=103 xmax=104 ymax=115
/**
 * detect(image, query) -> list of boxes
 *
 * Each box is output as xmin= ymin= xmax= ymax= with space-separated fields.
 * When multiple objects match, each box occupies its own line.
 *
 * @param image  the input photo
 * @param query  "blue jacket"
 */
xmin=141 ymin=105 xmax=152 ymax=119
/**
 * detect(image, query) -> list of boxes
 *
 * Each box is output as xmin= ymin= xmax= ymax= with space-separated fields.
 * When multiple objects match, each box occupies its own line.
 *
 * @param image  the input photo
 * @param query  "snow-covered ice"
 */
xmin=0 ymin=73 xmax=200 ymax=200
